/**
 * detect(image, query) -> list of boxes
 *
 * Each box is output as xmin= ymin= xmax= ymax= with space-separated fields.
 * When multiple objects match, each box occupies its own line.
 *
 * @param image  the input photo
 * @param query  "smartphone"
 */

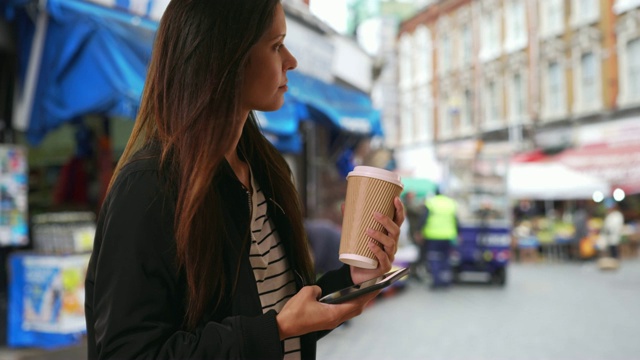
xmin=318 ymin=267 xmax=409 ymax=304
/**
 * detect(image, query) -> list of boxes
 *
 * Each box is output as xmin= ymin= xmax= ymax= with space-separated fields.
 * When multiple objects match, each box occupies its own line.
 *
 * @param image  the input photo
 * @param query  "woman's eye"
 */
xmin=275 ymin=43 xmax=283 ymax=51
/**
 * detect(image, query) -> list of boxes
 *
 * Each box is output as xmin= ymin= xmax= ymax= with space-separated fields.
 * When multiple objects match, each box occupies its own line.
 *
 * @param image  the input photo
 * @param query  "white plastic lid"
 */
xmin=347 ymin=166 xmax=404 ymax=188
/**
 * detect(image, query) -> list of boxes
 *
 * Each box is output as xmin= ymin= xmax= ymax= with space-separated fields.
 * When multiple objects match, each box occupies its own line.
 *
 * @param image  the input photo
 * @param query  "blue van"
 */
xmin=450 ymin=223 xmax=511 ymax=285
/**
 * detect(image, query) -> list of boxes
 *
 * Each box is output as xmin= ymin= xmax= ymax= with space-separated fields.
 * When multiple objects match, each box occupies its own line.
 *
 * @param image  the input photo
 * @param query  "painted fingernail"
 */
xmin=374 ymin=212 xmax=383 ymax=219
xmin=366 ymin=228 xmax=375 ymax=235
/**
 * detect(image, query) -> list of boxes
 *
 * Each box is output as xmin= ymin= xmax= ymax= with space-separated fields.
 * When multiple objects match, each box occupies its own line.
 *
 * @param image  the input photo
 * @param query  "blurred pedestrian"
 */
xmin=571 ymin=201 xmax=589 ymax=260
xmin=600 ymin=201 xmax=624 ymax=259
xmin=513 ymin=199 xmax=536 ymax=222
xmin=304 ymin=218 xmax=343 ymax=275
xmin=403 ymin=191 xmax=426 ymax=280
xmin=420 ymin=187 xmax=460 ymax=289
xmin=84 ymin=1 xmax=405 ymax=359
xmin=404 ymin=191 xmax=424 ymax=244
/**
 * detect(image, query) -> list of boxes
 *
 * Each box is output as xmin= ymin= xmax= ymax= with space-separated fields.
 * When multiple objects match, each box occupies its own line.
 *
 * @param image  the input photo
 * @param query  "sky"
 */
xmin=309 ymin=0 xmax=349 ymax=34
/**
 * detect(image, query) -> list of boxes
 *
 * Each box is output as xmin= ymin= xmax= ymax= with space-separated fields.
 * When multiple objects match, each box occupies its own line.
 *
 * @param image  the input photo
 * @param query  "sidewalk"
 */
xmin=0 ymin=338 xmax=86 ymax=360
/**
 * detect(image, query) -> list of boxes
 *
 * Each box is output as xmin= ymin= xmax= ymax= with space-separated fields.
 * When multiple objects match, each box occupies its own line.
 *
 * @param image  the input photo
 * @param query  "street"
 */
xmin=317 ymin=260 xmax=640 ymax=360
xmin=0 ymin=260 xmax=638 ymax=360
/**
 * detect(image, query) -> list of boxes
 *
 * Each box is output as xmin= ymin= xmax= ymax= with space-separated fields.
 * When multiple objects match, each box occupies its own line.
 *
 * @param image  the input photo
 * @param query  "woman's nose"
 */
xmin=285 ymin=48 xmax=297 ymax=71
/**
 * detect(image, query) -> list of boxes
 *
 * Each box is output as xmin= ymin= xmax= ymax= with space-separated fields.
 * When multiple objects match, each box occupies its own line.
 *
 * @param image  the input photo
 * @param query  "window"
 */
xmin=440 ymin=32 xmax=452 ymax=73
xmin=448 ymin=93 xmax=460 ymax=130
xmin=490 ymin=16 xmax=500 ymax=53
xmin=510 ymin=73 xmax=526 ymax=122
xmin=462 ymin=89 xmax=474 ymax=129
xmin=399 ymin=34 xmax=413 ymax=89
xmin=461 ymin=24 xmax=473 ymax=66
xmin=415 ymin=26 xmax=432 ymax=84
xmin=614 ymin=0 xmax=640 ymax=14
xmin=547 ymin=61 xmax=564 ymax=114
xmin=506 ymin=0 xmax=527 ymax=51
xmin=541 ymin=0 xmax=564 ymax=37
xmin=616 ymin=16 xmax=640 ymax=107
xmin=572 ymin=0 xmax=599 ymax=26
xmin=439 ymin=90 xmax=454 ymax=136
xmin=514 ymin=1 xmax=526 ymax=40
xmin=416 ymin=87 xmax=432 ymax=141
xmin=628 ymin=37 xmax=640 ymax=99
xmin=401 ymin=92 xmax=414 ymax=143
xmin=480 ymin=9 xmax=501 ymax=61
xmin=549 ymin=0 xmax=564 ymax=33
xmin=580 ymin=52 xmax=597 ymax=106
xmin=485 ymin=80 xmax=501 ymax=126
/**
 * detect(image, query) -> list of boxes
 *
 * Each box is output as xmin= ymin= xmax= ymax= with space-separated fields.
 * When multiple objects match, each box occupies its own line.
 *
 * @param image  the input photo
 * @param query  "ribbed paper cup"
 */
xmin=339 ymin=166 xmax=403 ymax=269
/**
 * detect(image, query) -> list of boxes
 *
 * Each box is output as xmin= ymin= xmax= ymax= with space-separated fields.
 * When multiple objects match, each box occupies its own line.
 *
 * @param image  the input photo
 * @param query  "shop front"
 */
xmin=509 ymin=117 xmax=640 ymax=262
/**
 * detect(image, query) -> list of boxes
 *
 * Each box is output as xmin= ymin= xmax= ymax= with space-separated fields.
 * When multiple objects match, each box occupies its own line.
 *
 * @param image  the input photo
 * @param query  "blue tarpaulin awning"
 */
xmin=9 ymin=0 xmax=382 ymax=152
xmin=287 ymin=71 xmax=382 ymax=136
xmin=257 ymin=72 xmax=383 ymax=152
xmin=10 ymin=0 xmax=157 ymax=144
xmin=255 ymin=96 xmax=307 ymax=153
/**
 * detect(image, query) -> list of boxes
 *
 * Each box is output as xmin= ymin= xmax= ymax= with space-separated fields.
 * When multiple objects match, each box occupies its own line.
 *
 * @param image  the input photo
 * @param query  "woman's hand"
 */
xmin=276 ymin=198 xmax=404 ymax=340
xmin=348 ymin=197 xmax=405 ymax=285
xmin=276 ymin=285 xmax=379 ymax=339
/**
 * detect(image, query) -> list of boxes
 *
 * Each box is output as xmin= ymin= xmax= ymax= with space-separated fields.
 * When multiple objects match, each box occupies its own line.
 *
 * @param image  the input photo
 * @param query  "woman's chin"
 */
xmin=256 ymin=100 xmax=285 ymax=112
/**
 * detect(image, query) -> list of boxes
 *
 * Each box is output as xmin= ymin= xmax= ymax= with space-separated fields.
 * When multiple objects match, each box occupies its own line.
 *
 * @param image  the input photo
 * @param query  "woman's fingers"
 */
xmin=369 ymin=240 xmax=393 ymax=268
xmin=393 ymin=196 xmax=405 ymax=226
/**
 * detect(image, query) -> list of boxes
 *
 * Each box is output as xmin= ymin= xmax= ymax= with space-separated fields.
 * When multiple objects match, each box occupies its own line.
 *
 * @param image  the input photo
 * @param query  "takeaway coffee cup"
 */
xmin=339 ymin=166 xmax=404 ymax=269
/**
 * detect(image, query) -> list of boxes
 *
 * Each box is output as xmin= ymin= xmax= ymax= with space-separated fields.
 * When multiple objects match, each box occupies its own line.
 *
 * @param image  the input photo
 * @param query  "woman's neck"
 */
xmin=225 ymin=113 xmax=251 ymax=190
xmin=226 ymin=150 xmax=251 ymax=192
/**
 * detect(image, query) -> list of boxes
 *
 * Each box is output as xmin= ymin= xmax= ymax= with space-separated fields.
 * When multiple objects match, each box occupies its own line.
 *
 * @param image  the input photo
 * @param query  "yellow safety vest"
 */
xmin=422 ymin=195 xmax=458 ymax=240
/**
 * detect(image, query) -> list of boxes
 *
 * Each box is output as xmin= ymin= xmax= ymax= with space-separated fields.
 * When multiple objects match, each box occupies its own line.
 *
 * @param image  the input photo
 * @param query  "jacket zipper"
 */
xmin=242 ymin=185 xmax=254 ymax=241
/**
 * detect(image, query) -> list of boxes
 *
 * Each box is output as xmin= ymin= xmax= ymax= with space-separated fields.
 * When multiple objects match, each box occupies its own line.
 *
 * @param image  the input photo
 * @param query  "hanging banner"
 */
xmin=0 ymin=145 xmax=28 ymax=247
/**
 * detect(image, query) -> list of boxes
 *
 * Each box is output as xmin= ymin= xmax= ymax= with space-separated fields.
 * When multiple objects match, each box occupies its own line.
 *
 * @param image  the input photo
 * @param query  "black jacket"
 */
xmin=85 ymin=148 xmax=353 ymax=359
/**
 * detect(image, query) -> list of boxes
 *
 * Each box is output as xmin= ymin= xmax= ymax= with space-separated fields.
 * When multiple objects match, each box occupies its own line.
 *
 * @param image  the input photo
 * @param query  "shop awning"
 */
xmin=511 ymin=141 xmax=640 ymax=196
xmin=256 ymin=95 xmax=303 ymax=136
xmin=555 ymin=143 xmax=640 ymax=195
xmin=256 ymin=73 xmax=383 ymax=152
xmin=10 ymin=0 xmax=382 ymax=148
xmin=10 ymin=0 xmax=158 ymax=144
xmin=400 ymin=177 xmax=438 ymax=198
xmin=287 ymin=71 xmax=382 ymax=136
xmin=508 ymin=162 xmax=611 ymax=200
xmin=255 ymin=96 xmax=307 ymax=153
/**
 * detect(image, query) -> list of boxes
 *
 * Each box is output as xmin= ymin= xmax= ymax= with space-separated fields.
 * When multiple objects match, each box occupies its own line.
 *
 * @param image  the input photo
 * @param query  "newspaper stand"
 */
xmin=7 ymin=212 xmax=95 ymax=349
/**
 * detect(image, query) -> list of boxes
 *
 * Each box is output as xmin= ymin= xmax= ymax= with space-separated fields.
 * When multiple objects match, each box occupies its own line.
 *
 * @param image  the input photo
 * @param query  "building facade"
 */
xmin=397 ymin=0 xmax=640 ymax=203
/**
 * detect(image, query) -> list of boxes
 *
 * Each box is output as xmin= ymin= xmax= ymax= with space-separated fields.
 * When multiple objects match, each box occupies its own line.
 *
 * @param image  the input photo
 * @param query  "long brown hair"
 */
xmin=109 ymin=0 xmax=314 ymax=330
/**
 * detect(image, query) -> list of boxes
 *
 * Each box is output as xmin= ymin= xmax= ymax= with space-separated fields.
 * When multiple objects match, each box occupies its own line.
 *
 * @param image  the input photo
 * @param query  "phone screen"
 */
xmin=319 ymin=267 xmax=408 ymax=304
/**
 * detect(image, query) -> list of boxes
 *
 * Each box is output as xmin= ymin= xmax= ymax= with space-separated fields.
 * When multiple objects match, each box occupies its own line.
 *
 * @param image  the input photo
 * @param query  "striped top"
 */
xmin=249 ymin=169 xmax=301 ymax=359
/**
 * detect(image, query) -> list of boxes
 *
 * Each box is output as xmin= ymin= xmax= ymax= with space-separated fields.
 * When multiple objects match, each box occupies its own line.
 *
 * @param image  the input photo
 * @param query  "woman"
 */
xmin=84 ymin=0 xmax=404 ymax=359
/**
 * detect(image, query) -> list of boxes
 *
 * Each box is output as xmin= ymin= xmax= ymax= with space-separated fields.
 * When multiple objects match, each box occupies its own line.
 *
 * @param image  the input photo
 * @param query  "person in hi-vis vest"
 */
xmin=420 ymin=187 xmax=460 ymax=289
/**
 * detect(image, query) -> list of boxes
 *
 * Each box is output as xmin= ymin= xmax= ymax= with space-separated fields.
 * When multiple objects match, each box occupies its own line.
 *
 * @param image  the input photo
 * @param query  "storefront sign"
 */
xmin=286 ymin=18 xmax=334 ymax=83
xmin=436 ymin=139 xmax=480 ymax=159
xmin=576 ymin=116 xmax=640 ymax=148
xmin=534 ymin=126 xmax=573 ymax=149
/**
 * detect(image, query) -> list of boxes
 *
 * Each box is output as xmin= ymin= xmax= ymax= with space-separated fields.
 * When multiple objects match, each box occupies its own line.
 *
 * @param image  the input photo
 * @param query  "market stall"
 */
xmin=508 ymin=162 xmax=612 ymax=262
xmin=507 ymin=162 xmax=611 ymax=200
